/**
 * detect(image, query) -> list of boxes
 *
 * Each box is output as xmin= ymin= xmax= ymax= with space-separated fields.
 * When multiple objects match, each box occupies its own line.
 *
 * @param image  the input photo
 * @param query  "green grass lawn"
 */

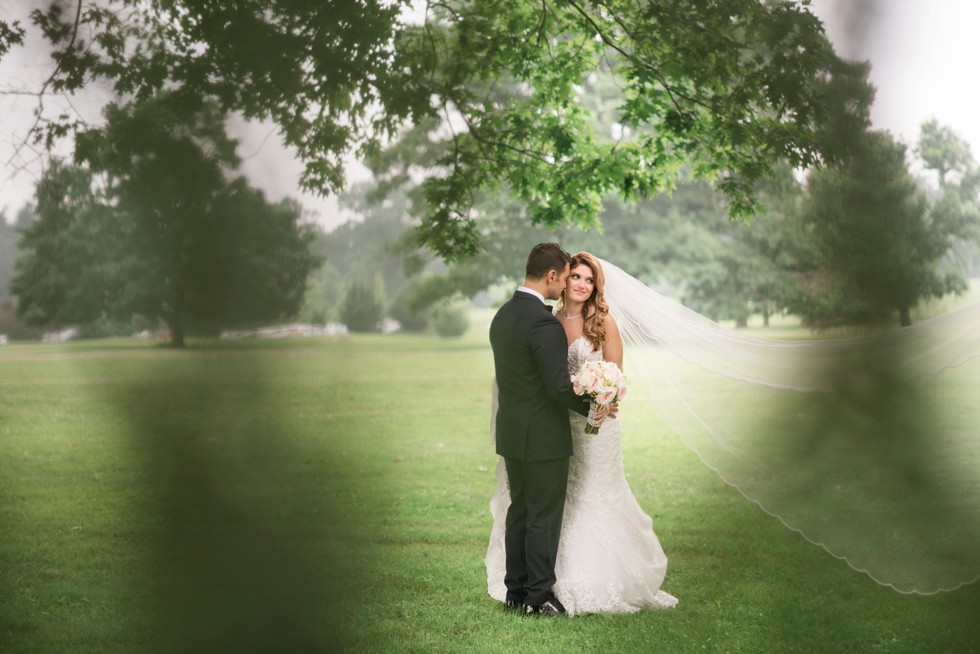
xmin=1 ymin=329 xmax=978 ymax=653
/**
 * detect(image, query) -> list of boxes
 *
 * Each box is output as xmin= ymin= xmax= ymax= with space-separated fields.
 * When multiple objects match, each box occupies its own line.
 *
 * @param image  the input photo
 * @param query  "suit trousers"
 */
xmin=502 ymin=455 xmax=569 ymax=607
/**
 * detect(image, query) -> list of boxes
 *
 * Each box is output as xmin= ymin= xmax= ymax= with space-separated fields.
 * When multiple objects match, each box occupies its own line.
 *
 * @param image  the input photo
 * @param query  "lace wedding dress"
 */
xmin=486 ymin=336 xmax=678 ymax=615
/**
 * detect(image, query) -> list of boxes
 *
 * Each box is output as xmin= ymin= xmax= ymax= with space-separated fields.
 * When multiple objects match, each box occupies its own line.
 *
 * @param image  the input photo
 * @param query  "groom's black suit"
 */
xmin=490 ymin=290 xmax=590 ymax=608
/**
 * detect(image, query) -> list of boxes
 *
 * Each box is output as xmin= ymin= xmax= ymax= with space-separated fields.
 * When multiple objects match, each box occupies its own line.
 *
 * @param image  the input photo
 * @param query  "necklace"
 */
xmin=561 ymin=310 xmax=582 ymax=320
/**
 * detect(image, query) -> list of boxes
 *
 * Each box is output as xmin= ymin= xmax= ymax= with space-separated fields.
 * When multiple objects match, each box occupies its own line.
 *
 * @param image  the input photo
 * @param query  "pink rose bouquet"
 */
xmin=571 ymin=360 xmax=627 ymax=434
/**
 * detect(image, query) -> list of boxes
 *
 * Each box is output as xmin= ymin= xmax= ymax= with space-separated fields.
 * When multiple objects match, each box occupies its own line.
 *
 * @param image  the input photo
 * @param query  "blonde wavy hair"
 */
xmin=557 ymin=252 xmax=608 ymax=351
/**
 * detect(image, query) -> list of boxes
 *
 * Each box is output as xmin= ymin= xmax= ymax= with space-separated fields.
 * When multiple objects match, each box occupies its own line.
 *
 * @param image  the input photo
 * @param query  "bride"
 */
xmin=486 ymin=251 xmax=678 ymax=615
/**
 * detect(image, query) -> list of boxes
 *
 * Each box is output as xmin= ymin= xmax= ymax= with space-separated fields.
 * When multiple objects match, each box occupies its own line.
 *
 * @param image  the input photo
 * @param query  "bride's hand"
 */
xmin=593 ymin=404 xmax=613 ymax=423
xmin=594 ymin=403 xmax=618 ymax=424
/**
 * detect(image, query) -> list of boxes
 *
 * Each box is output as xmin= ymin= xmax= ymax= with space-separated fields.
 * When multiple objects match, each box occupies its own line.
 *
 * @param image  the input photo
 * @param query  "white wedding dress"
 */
xmin=486 ymin=336 xmax=678 ymax=615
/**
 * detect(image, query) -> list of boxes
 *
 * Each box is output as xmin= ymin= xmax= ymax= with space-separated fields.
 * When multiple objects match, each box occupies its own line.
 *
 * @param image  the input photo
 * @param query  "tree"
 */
xmin=339 ymin=281 xmax=383 ymax=333
xmin=11 ymin=161 xmax=122 ymax=328
xmin=919 ymin=119 xmax=976 ymax=187
xmin=0 ymin=208 xmax=42 ymax=340
xmin=397 ymin=191 xmax=565 ymax=314
xmin=298 ymin=185 xmax=424 ymax=326
xmin=9 ymin=0 xmax=865 ymax=260
xmin=13 ymin=93 xmax=321 ymax=345
xmin=428 ymin=298 xmax=469 ymax=338
xmin=188 ymin=186 xmax=321 ymax=335
xmin=916 ymin=120 xmax=980 ymax=276
xmin=668 ymin=169 xmax=806 ymax=326
xmin=296 ymin=269 xmax=333 ymax=325
xmin=399 ymin=1 xmax=866 ymax=259
xmin=791 ymin=131 xmax=963 ymax=328
xmin=0 ymin=207 xmax=29 ymax=304
xmin=0 ymin=15 xmax=24 ymax=58
xmin=309 ymin=186 xmax=416 ymax=307
xmin=13 ymin=0 xmax=405 ymax=191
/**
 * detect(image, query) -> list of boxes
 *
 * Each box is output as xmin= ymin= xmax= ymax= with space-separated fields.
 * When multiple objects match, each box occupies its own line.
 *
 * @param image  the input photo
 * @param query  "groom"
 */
xmin=489 ymin=242 xmax=601 ymax=617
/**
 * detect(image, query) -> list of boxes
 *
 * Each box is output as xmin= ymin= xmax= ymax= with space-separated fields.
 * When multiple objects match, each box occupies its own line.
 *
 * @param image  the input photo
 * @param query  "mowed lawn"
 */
xmin=1 ymin=325 xmax=978 ymax=653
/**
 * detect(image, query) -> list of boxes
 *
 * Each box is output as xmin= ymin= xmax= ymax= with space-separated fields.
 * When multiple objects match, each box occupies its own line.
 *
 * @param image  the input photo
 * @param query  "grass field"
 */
xmin=1 ymin=323 xmax=979 ymax=653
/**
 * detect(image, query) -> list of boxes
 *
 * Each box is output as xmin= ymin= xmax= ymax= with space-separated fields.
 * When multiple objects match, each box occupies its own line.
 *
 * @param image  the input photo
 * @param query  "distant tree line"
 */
xmin=568 ymin=120 xmax=980 ymax=329
xmin=309 ymin=119 xmax=979 ymax=331
xmin=7 ymin=112 xmax=977 ymax=342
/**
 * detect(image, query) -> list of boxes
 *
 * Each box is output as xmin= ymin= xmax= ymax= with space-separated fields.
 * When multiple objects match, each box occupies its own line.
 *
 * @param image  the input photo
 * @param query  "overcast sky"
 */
xmin=2 ymin=1 xmax=979 ymax=229
xmin=813 ymin=0 xmax=980 ymax=156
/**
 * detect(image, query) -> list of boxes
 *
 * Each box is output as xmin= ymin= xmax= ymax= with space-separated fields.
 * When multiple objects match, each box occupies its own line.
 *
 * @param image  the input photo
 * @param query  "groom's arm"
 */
xmin=528 ymin=316 xmax=591 ymax=417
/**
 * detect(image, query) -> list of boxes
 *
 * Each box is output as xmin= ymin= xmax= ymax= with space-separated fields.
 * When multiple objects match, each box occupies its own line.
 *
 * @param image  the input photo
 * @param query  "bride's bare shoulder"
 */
xmin=603 ymin=311 xmax=621 ymax=336
xmin=602 ymin=313 xmax=623 ymax=367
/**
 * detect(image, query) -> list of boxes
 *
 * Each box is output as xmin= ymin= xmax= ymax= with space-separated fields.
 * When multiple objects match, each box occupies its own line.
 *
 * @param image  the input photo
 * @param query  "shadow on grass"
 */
xmin=108 ymin=350 xmax=369 ymax=652
xmin=767 ymin=340 xmax=980 ymax=595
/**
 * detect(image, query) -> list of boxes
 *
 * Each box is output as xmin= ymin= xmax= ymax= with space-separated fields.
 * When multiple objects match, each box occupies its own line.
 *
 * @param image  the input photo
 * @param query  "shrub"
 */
xmin=429 ymin=300 xmax=469 ymax=338
xmin=389 ymin=288 xmax=429 ymax=332
xmin=340 ymin=281 xmax=384 ymax=332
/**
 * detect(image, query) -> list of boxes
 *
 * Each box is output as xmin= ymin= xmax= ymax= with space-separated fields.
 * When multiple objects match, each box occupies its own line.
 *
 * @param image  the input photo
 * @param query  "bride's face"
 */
xmin=565 ymin=264 xmax=595 ymax=304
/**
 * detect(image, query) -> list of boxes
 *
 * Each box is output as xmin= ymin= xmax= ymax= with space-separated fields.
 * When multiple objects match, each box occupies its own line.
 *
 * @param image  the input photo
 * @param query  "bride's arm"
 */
xmin=600 ymin=314 xmax=624 ymax=421
xmin=602 ymin=313 xmax=624 ymax=369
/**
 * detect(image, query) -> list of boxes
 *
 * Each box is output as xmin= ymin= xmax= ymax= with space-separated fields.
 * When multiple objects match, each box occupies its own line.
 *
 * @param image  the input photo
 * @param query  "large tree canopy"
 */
xmin=393 ymin=0 xmax=867 ymax=259
xmin=6 ymin=0 xmax=866 ymax=260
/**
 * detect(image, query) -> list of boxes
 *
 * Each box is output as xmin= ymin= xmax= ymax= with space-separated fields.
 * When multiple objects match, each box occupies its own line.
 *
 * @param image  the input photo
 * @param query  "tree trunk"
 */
xmin=164 ymin=313 xmax=186 ymax=347
xmin=899 ymin=305 xmax=912 ymax=327
xmin=170 ymin=320 xmax=185 ymax=347
xmin=735 ymin=317 xmax=748 ymax=328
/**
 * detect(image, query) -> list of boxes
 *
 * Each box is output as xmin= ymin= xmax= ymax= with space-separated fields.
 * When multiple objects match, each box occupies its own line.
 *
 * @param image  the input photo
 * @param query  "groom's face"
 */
xmin=544 ymin=263 xmax=571 ymax=301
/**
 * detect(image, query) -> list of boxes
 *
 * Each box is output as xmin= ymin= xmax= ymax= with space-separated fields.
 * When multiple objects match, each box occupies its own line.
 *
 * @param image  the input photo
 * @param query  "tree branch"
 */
xmin=6 ymin=0 xmax=87 ymax=168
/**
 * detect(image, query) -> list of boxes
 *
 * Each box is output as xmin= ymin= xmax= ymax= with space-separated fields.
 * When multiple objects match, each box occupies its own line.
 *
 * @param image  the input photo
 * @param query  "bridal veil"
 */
xmin=599 ymin=258 xmax=980 ymax=594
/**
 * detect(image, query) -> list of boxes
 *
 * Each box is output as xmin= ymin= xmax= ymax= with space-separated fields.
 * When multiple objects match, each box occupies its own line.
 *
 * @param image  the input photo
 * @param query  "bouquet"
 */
xmin=571 ymin=360 xmax=627 ymax=434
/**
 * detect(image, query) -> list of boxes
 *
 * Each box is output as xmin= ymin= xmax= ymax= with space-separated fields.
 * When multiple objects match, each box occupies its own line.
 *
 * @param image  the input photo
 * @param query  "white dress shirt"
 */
xmin=516 ymin=286 xmax=545 ymax=304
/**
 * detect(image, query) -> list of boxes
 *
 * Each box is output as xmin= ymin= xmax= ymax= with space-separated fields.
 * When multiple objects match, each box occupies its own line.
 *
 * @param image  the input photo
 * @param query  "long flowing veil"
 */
xmin=600 ymin=258 xmax=980 ymax=594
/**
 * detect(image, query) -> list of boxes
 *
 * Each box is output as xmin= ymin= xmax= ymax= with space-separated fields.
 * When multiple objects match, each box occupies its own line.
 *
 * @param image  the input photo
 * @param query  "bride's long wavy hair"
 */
xmin=557 ymin=252 xmax=609 ymax=351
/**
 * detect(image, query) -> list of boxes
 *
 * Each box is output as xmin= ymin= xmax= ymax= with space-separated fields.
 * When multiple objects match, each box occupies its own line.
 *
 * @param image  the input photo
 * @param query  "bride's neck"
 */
xmin=562 ymin=300 xmax=585 ymax=316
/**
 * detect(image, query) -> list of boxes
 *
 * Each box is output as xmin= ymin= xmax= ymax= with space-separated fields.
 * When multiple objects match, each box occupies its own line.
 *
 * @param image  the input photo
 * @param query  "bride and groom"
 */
xmin=487 ymin=242 xmax=677 ymax=617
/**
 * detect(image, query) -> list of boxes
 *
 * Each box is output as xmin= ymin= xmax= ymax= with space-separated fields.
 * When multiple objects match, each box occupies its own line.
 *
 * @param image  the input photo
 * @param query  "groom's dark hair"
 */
xmin=525 ymin=242 xmax=571 ymax=280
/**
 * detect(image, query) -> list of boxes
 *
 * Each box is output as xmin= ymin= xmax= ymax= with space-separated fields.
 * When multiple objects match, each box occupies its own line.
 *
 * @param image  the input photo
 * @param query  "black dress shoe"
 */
xmin=523 ymin=597 xmax=567 ymax=617
xmin=504 ymin=599 xmax=523 ymax=611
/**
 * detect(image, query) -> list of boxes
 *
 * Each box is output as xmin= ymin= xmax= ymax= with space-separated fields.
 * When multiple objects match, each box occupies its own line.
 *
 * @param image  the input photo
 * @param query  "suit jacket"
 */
xmin=490 ymin=290 xmax=591 ymax=461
